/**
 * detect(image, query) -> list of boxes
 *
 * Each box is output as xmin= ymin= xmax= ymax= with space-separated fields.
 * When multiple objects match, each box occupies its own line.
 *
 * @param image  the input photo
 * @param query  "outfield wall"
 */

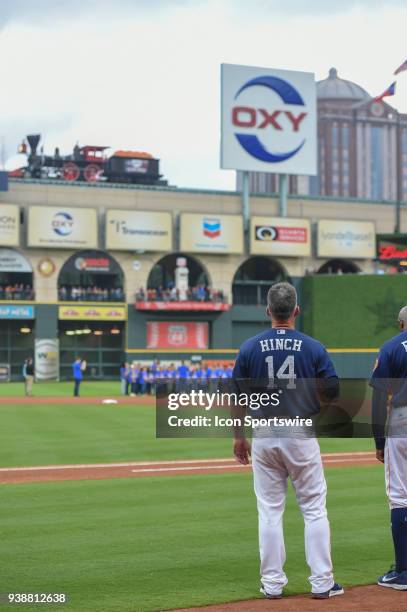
xmin=301 ymin=274 xmax=406 ymax=348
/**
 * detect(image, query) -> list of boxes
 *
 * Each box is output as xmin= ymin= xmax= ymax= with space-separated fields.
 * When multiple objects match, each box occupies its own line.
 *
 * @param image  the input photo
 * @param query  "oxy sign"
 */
xmin=221 ymin=63 xmax=317 ymax=175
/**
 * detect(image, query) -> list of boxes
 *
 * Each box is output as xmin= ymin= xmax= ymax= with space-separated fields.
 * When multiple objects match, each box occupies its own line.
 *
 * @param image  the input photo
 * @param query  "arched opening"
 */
xmin=232 ymin=256 xmax=289 ymax=305
xmin=58 ymin=249 xmax=124 ymax=301
xmin=0 ymin=248 xmax=34 ymax=300
xmin=317 ymin=259 xmax=360 ymax=274
xmin=142 ymin=253 xmax=219 ymax=302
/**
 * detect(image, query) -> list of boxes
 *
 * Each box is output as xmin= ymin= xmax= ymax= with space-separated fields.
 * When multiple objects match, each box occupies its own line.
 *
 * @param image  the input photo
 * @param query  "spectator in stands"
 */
xmin=58 ymin=285 xmax=125 ymax=302
xmin=197 ymin=285 xmax=206 ymax=301
xmin=136 ymin=287 xmax=146 ymax=301
xmin=0 ymin=283 xmax=34 ymax=301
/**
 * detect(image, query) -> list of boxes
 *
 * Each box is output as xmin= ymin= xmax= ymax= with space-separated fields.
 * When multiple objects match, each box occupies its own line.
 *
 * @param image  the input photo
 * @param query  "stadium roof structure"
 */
xmin=317 ymin=67 xmax=371 ymax=102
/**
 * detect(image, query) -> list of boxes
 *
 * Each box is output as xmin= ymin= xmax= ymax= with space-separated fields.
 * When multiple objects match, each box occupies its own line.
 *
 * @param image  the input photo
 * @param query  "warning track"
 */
xmin=0 ymin=451 xmax=378 ymax=485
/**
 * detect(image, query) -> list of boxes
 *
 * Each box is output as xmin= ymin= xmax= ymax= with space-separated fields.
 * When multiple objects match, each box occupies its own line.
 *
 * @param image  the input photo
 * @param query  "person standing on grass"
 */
xmin=22 ymin=356 xmax=34 ymax=397
xmin=120 ymin=362 xmax=129 ymax=395
xmin=232 ymin=282 xmax=343 ymax=599
xmin=72 ymin=357 xmax=83 ymax=397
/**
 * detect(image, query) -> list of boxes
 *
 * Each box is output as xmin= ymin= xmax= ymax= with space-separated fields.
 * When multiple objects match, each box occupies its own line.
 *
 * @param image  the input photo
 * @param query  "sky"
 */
xmin=0 ymin=0 xmax=406 ymax=190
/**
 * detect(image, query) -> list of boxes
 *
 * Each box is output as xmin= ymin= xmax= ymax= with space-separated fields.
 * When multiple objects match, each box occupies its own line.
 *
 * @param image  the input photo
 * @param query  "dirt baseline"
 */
xmin=170 ymin=585 xmax=405 ymax=612
xmin=0 ymin=452 xmax=378 ymax=485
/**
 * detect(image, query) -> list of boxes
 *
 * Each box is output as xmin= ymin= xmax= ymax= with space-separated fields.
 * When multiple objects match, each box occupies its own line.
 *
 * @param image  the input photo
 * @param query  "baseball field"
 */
xmin=0 ymin=382 xmax=401 ymax=611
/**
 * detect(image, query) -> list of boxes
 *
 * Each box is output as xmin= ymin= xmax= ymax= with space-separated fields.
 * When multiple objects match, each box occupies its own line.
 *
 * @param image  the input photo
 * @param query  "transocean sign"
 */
xmin=220 ymin=63 xmax=317 ymax=175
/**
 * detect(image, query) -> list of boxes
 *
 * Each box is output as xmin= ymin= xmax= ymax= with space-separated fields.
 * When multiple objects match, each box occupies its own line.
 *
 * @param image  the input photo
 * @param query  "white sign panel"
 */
xmin=221 ymin=63 xmax=317 ymax=175
xmin=317 ymin=220 xmax=376 ymax=259
xmin=0 ymin=204 xmax=19 ymax=246
xmin=35 ymin=339 xmax=59 ymax=381
xmin=0 ymin=248 xmax=32 ymax=272
xmin=28 ymin=206 xmax=98 ymax=249
xmin=106 ymin=209 xmax=172 ymax=252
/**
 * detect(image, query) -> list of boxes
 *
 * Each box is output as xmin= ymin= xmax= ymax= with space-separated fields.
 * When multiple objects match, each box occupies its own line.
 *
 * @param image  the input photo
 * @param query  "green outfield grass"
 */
xmin=0 ymin=401 xmax=375 ymax=467
xmin=0 ymin=466 xmax=391 ymax=612
xmin=0 ymin=381 xmax=122 ymax=397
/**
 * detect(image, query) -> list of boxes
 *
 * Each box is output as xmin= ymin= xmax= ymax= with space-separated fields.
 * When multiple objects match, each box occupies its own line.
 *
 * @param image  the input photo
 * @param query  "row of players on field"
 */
xmin=120 ymin=360 xmax=233 ymax=395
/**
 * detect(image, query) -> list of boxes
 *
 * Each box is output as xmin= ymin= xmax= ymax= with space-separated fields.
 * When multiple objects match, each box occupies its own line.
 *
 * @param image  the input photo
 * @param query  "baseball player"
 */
xmin=370 ymin=305 xmax=407 ymax=589
xmin=232 ymin=282 xmax=343 ymax=599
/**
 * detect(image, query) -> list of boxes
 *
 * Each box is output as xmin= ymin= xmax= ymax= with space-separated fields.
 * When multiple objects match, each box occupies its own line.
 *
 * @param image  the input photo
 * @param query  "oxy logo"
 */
xmin=232 ymin=75 xmax=307 ymax=163
xmin=52 ymin=212 xmax=74 ymax=236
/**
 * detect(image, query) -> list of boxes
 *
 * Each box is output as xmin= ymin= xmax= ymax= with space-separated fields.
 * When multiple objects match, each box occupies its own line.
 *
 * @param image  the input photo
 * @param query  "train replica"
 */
xmin=7 ymin=134 xmax=167 ymax=186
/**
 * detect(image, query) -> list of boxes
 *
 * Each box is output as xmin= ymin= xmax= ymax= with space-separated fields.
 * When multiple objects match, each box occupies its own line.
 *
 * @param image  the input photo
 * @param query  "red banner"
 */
xmin=136 ymin=301 xmax=230 ymax=312
xmin=146 ymin=321 xmax=209 ymax=349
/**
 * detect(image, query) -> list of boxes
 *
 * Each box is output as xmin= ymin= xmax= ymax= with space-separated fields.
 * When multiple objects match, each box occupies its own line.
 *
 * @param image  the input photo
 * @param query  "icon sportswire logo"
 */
xmin=232 ymin=75 xmax=307 ymax=163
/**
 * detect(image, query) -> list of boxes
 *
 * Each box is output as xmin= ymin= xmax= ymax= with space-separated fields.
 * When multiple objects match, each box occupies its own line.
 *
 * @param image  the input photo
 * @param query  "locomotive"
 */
xmin=8 ymin=134 xmax=167 ymax=186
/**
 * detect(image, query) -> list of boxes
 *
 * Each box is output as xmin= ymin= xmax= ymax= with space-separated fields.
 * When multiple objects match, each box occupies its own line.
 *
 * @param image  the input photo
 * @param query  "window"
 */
xmin=370 ymin=126 xmax=383 ymax=200
xmin=342 ymin=124 xmax=350 ymax=149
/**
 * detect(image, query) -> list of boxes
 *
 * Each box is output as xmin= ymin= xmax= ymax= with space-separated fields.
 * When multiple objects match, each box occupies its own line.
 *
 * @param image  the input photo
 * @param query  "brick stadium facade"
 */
xmin=0 ymin=178 xmax=405 ymax=379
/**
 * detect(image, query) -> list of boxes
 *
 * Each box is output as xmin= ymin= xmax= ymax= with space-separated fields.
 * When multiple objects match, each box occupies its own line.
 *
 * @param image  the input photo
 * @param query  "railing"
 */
xmin=0 ymin=290 xmax=35 ymax=301
xmin=58 ymin=289 xmax=125 ymax=302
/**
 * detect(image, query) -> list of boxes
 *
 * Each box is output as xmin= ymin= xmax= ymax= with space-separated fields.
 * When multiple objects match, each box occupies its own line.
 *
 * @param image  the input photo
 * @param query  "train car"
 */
xmin=7 ymin=134 xmax=167 ymax=186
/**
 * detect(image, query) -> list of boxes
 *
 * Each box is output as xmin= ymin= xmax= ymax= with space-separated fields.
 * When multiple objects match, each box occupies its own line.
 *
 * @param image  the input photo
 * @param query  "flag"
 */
xmin=395 ymin=59 xmax=407 ymax=75
xmin=374 ymin=82 xmax=396 ymax=103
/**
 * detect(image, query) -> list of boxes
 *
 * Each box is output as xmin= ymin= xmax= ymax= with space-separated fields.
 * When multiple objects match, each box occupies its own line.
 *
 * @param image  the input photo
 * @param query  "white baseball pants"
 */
xmin=385 ymin=406 xmax=407 ymax=509
xmin=252 ymin=436 xmax=334 ymax=595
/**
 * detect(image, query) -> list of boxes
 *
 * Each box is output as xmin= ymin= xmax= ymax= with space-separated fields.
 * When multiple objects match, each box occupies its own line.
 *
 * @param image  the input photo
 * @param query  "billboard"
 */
xmin=221 ymin=63 xmax=317 ymax=174
xmin=250 ymin=217 xmax=311 ymax=256
xmin=377 ymin=234 xmax=407 ymax=262
xmin=180 ymin=213 xmax=243 ymax=254
xmin=136 ymin=301 xmax=230 ymax=312
xmin=0 ymin=248 xmax=32 ymax=272
xmin=147 ymin=321 xmax=209 ymax=349
xmin=28 ymin=206 xmax=98 ymax=248
xmin=35 ymin=339 xmax=59 ymax=381
xmin=317 ymin=220 xmax=376 ymax=259
xmin=106 ymin=210 xmax=172 ymax=252
xmin=58 ymin=306 xmax=126 ymax=321
xmin=0 ymin=305 xmax=34 ymax=319
xmin=0 ymin=204 xmax=19 ymax=246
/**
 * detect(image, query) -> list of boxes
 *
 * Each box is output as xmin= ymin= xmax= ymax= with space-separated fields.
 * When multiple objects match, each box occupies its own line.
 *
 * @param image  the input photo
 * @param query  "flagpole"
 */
xmin=396 ymin=123 xmax=401 ymax=233
xmin=279 ymin=174 xmax=288 ymax=217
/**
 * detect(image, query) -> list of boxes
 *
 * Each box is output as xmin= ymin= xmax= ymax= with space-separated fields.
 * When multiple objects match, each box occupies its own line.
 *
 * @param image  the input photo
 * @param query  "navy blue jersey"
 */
xmin=370 ymin=330 xmax=407 ymax=406
xmin=233 ymin=327 xmax=337 ymax=418
xmin=233 ymin=327 xmax=336 ymax=380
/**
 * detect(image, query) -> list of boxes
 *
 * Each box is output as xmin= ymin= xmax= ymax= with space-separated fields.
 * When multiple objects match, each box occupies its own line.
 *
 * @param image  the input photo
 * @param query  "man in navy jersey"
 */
xmin=233 ymin=282 xmax=343 ymax=600
xmin=370 ymin=306 xmax=407 ymax=590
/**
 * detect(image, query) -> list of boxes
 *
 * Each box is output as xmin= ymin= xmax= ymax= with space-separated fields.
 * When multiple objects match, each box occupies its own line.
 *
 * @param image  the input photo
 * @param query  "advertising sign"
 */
xmin=146 ymin=321 xmax=209 ymax=349
xmin=106 ymin=210 xmax=172 ymax=252
xmin=180 ymin=213 xmax=243 ymax=254
xmin=317 ymin=220 xmax=375 ymax=259
xmin=136 ymin=301 xmax=230 ymax=312
xmin=0 ymin=248 xmax=32 ymax=272
xmin=35 ymin=339 xmax=59 ymax=381
xmin=0 ymin=364 xmax=10 ymax=382
xmin=377 ymin=234 xmax=407 ymax=262
xmin=250 ymin=217 xmax=311 ymax=256
xmin=58 ymin=305 xmax=126 ymax=321
xmin=0 ymin=204 xmax=19 ymax=246
xmin=28 ymin=206 xmax=98 ymax=248
xmin=0 ymin=305 xmax=34 ymax=319
xmin=221 ymin=63 xmax=317 ymax=174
